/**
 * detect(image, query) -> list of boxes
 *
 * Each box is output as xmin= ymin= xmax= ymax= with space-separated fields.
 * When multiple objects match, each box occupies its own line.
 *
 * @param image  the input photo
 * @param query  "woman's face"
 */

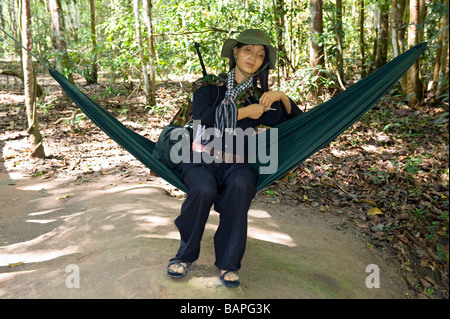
xmin=234 ymin=44 xmax=266 ymax=76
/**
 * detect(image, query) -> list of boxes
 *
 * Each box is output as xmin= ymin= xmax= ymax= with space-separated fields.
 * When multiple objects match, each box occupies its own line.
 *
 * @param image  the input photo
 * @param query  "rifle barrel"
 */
xmin=194 ymin=42 xmax=207 ymax=77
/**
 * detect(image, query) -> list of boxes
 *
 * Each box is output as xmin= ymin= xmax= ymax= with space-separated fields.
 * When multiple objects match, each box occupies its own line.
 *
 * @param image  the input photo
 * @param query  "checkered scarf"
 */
xmin=214 ymin=68 xmax=253 ymax=136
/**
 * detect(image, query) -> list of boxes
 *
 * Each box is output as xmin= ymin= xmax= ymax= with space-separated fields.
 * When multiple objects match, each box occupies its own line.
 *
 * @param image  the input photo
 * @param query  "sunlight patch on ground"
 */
xmin=5 ymin=171 xmax=30 ymax=180
xmin=133 ymin=215 xmax=173 ymax=233
xmin=203 ymin=209 xmax=296 ymax=247
xmin=0 ymin=93 xmax=24 ymax=104
xmin=248 ymin=209 xmax=271 ymax=219
xmin=247 ymin=226 xmax=297 ymax=247
xmin=28 ymin=209 xmax=59 ymax=216
xmin=0 ymin=245 xmax=79 ymax=267
xmin=187 ymin=275 xmax=222 ymax=288
xmin=17 ymin=181 xmax=58 ymax=191
xmin=25 ymin=219 xmax=57 ymax=224
xmin=0 ymin=222 xmax=80 ymax=267
xmin=248 ymin=208 xmax=296 ymax=247
xmin=136 ymin=231 xmax=180 ymax=240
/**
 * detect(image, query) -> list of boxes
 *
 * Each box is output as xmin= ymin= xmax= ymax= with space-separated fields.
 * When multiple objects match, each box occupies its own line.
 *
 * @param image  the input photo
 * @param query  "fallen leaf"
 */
xmin=101 ymin=170 xmax=117 ymax=175
xmin=361 ymin=198 xmax=377 ymax=206
xmin=57 ymin=193 xmax=71 ymax=200
xmin=8 ymin=261 xmax=24 ymax=267
xmin=367 ymin=207 xmax=382 ymax=215
xmin=39 ymin=170 xmax=55 ymax=179
xmin=353 ymin=220 xmax=369 ymax=228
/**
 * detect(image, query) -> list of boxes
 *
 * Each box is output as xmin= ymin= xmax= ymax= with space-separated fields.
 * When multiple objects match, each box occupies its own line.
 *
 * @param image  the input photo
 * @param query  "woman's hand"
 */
xmin=238 ymin=103 xmax=268 ymax=120
xmin=259 ymin=91 xmax=292 ymax=114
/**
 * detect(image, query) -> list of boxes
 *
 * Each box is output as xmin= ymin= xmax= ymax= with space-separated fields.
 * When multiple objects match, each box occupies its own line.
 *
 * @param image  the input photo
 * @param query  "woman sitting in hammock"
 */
xmin=167 ymin=29 xmax=302 ymax=288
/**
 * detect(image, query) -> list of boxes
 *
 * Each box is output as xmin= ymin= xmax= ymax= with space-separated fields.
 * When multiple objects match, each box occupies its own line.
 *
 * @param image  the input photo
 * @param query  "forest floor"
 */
xmin=0 ymin=64 xmax=448 ymax=299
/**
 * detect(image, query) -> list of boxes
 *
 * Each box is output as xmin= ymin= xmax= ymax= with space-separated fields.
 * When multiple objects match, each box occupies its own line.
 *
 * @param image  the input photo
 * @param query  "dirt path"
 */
xmin=0 ymin=168 xmax=408 ymax=299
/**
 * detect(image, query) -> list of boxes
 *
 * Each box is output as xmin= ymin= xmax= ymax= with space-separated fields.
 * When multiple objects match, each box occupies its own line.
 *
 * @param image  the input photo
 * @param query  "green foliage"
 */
xmin=97 ymin=3 xmax=140 ymax=81
xmin=275 ymin=65 xmax=334 ymax=108
xmin=38 ymin=98 xmax=57 ymax=116
xmin=151 ymin=0 xmax=275 ymax=75
xmin=0 ymin=0 xmax=447 ymax=102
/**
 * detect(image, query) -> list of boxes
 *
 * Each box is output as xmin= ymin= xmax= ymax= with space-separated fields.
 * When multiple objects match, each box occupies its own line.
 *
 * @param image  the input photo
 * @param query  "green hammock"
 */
xmin=48 ymin=42 xmax=427 ymax=193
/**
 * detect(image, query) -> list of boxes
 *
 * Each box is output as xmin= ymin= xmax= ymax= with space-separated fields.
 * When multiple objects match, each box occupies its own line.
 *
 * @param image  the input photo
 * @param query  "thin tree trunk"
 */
xmin=370 ymin=5 xmax=379 ymax=74
xmin=10 ymin=0 xmax=23 ymax=68
xmin=49 ymin=0 xmax=73 ymax=85
xmin=65 ymin=0 xmax=79 ymax=42
xmin=391 ymin=0 xmax=400 ymax=57
xmin=0 ymin=1 xmax=5 ymax=36
xmin=273 ymin=0 xmax=286 ymax=85
xmin=397 ymin=0 xmax=408 ymax=51
xmin=397 ymin=0 xmax=408 ymax=95
xmin=359 ymin=0 xmax=366 ymax=77
xmin=309 ymin=0 xmax=325 ymax=100
xmin=142 ymin=0 xmax=156 ymax=106
xmin=418 ymin=0 xmax=426 ymax=44
xmin=21 ymin=0 xmax=45 ymax=158
xmin=72 ymin=0 xmax=80 ymax=42
xmin=335 ymin=0 xmax=345 ymax=86
xmin=406 ymin=0 xmax=422 ymax=105
xmin=435 ymin=0 xmax=449 ymax=100
xmin=88 ymin=0 xmax=98 ymax=84
xmin=133 ymin=0 xmax=151 ymax=105
xmin=375 ymin=0 xmax=389 ymax=69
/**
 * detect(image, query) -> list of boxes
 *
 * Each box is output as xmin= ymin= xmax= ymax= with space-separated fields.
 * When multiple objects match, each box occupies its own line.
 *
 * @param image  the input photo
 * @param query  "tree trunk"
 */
xmin=49 ymin=0 xmax=74 ymax=85
xmin=397 ymin=0 xmax=408 ymax=95
xmin=9 ymin=0 xmax=23 ymax=68
xmin=369 ymin=5 xmax=379 ymax=74
xmin=391 ymin=0 xmax=400 ymax=57
xmin=309 ymin=0 xmax=325 ymax=100
xmin=418 ymin=0 xmax=426 ymax=44
xmin=0 ymin=1 xmax=4 ymax=36
xmin=65 ymin=0 xmax=79 ymax=42
xmin=406 ymin=0 xmax=422 ymax=105
xmin=335 ymin=0 xmax=345 ymax=86
xmin=88 ymin=0 xmax=98 ymax=84
xmin=397 ymin=0 xmax=408 ymax=51
xmin=274 ymin=0 xmax=286 ymax=85
xmin=142 ymin=0 xmax=156 ymax=106
xmin=359 ymin=0 xmax=366 ymax=77
xmin=434 ymin=0 xmax=449 ymax=100
xmin=21 ymin=0 xmax=45 ymax=158
xmin=375 ymin=0 xmax=389 ymax=69
xmin=133 ymin=0 xmax=151 ymax=105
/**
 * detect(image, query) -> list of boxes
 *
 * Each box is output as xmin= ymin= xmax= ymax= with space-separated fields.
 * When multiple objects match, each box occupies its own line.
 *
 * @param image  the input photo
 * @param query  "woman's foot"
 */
xmin=167 ymin=260 xmax=191 ymax=279
xmin=218 ymin=268 xmax=240 ymax=288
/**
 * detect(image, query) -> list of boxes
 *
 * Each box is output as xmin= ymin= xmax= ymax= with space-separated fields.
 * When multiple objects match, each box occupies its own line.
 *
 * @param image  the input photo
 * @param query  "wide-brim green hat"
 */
xmin=221 ymin=29 xmax=277 ymax=69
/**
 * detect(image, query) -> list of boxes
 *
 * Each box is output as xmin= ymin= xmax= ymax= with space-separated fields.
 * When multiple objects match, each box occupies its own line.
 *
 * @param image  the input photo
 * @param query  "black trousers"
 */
xmin=171 ymin=158 xmax=258 ymax=271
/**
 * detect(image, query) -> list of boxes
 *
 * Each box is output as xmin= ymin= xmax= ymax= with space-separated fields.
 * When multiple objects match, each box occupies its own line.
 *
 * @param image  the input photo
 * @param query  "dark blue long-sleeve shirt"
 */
xmin=192 ymin=85 xmax=302 ymax=129
xmin=191 ymin=84 xmax=302 ymax=157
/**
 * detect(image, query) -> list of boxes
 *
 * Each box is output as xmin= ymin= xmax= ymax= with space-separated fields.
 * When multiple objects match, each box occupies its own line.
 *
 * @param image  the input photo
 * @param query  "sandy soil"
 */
xmin=0 ymin=167 xmax=408 ymax=299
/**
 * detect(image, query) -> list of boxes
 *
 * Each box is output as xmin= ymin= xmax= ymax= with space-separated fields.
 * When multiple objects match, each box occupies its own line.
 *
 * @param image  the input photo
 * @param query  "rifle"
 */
xmin=194 ymin=42 xmax=207 ymax=77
